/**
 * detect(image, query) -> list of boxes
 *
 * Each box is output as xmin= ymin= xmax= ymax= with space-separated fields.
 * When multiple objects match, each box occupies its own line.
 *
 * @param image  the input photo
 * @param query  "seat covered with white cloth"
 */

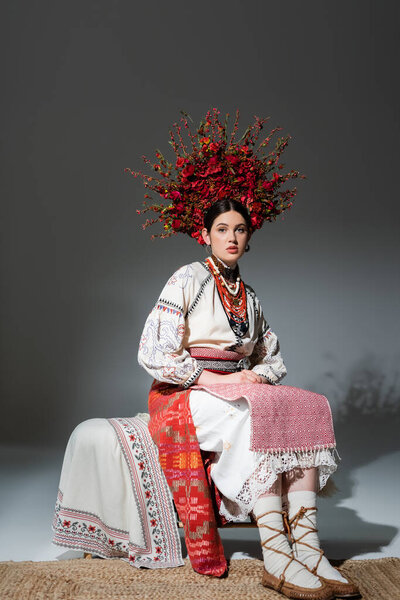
xmin=52 ymin=415 xmax=183 ymax=569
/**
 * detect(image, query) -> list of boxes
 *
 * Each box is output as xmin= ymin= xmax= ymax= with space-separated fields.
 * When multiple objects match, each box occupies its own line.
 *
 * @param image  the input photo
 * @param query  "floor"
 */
xmin=0 ymin=444 xmax=399 ymax=563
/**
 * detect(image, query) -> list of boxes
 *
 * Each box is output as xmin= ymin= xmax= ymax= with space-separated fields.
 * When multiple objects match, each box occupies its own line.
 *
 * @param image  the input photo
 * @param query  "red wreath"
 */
xmin=125 ymin=108 xmax=306 ymax=245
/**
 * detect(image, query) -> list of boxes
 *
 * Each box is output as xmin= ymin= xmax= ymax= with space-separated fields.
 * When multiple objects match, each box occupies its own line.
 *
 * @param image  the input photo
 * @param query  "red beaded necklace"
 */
xmin=205 ymin=256 xmax=249 ymax=337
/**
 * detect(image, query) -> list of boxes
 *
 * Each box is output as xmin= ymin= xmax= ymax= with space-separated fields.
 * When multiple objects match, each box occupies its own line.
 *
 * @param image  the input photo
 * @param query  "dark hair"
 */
xmin=203 ymin=199 xmax=252 ymax=232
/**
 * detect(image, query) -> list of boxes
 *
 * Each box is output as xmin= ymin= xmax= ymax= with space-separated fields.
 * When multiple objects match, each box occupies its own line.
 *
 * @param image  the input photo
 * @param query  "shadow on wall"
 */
xmin=317 ymin=355 xmax=400 ymax=558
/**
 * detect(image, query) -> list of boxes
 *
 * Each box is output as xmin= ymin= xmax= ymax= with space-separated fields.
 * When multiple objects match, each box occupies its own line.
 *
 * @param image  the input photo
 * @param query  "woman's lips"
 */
xmin=226 ymin=247 xmax=238 ymax=253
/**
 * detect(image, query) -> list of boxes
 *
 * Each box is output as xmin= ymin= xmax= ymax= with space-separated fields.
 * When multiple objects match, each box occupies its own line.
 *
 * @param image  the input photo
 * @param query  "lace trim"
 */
xmin=219 ymin=447 xmax=339 ymax=522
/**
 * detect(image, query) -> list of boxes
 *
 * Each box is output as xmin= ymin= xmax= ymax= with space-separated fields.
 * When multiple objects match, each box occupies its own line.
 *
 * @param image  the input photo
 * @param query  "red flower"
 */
xmin=205 ymin=156 xmax=222 ymax=176
xmin=190 ymin=179 xmax=206 ymax=190
xmin=108 ymin=538 xmax=115 ymax=546
xmin=145 ymin=490 xmax=151 ymax=499
xmin=154 ymin=556 xmax=160 ymax=561
xmin=129 ymin=554 xmax=135 ymax=562
xmin=150 ymin=518 xmax=157 ymax=527
xmin=262 ymin=181 xmax=273 ymax=192
xmin=217 ymin=185 xmax=230 ymax=200
xmin=181 ymin=164 xmax=195 ymax=178
xmin=138 ymin=461 xmax=145 ymax=470
xmin=209 ymin=142 xmax=219 ymax=153
xmin=172 ymin=219 xmax=182 ymax=229
xmin=63 ymin=520 xmax=71 ymax=528
xmin=176 ymin=157 xmax=185 ymax=168
xmin=155 ymin=546 xmax=162 ymax=554
xmin=175 ymin=202 xmax=185 ymax=214
xmin=169 ymin=190 xmax=181 ymax=201
xmin=129 ymin=434 xmax=135 ymax=441
xmin=226 ymin=154 xmax=239 ymax=165
xmin=88 ymin=525 xmax=96 ymax=533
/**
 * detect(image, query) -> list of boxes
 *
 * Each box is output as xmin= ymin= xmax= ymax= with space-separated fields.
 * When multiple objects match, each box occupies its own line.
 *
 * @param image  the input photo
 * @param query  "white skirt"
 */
xmin=189 ymin=389 xmax=338 ymax=522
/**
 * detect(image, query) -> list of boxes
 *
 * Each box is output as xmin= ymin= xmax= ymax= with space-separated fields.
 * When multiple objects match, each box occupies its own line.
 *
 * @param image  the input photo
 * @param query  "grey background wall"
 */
xmin=1 ymin=0 xmax=399 ymax=558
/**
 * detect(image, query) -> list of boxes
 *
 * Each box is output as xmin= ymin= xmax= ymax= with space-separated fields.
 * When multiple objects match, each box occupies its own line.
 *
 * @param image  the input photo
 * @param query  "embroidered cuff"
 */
xmin=183 ymin=366 xmax=204 ymax=389
xmin=252 ymin=365 xmax=286 ymax=385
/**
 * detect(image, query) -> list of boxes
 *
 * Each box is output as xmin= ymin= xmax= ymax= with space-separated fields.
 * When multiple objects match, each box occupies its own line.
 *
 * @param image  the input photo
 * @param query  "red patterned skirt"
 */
xmin=148 ymin=379 xmax=227 ymax=577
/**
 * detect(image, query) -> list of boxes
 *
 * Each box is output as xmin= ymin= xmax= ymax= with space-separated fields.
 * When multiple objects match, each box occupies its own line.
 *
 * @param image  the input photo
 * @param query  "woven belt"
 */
xmin=188 ymin=346 xmax=250 ymax=374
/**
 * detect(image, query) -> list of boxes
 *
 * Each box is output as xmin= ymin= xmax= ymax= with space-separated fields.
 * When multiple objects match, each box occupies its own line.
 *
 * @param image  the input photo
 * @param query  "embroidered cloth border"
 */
xmin=52 ymin=416 xmax=183 ymax=569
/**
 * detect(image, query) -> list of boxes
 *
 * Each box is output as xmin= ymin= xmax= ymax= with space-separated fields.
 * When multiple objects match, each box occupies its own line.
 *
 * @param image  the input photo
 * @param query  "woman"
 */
xmin=137 ymin=198 xmax=360 ymax=600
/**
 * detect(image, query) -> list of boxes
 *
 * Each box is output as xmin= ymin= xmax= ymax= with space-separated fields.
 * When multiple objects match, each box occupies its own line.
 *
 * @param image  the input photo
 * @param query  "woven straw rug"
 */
xmin=0 ymin=557 xmax=399 ymax=600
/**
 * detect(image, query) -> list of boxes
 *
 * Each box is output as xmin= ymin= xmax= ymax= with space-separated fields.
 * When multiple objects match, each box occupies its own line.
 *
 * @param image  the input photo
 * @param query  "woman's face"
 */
xmin=201 ymin=210 xmax=250 ymax=267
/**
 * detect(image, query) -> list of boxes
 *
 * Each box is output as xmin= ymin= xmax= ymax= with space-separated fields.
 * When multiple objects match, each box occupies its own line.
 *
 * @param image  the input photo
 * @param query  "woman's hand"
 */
xmin=222 ymin=370 xmax=268 ymax=384
xmin=196 ymin=369 xmax=270 ymax=385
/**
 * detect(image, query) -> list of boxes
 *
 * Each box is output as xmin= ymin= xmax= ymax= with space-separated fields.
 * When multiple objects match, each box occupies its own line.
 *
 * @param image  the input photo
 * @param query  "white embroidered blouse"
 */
xmin=137 ymin=261 xmax=287 ymax=388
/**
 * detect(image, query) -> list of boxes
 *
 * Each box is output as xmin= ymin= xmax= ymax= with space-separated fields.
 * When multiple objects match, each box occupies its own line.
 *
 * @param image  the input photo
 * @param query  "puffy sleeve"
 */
xmin=248 ymin=296 xmax=287 ymax=385
xmin=137 ymin=264 xmax=203 ymax=388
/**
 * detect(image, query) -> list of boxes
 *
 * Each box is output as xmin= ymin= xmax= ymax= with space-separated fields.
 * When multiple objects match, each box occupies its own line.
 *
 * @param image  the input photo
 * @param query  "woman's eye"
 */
xmin=218 ymin=228 xmax=226 ymax=233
